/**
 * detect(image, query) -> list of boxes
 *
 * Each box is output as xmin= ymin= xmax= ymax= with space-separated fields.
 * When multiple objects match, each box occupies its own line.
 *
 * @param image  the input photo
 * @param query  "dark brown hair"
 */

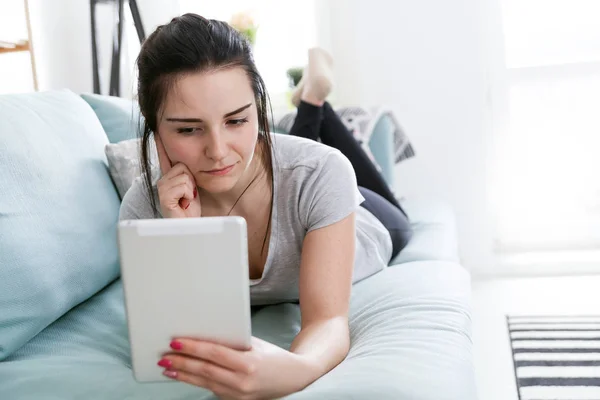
xmin=136 ymin=13 xmax=274 ymax=253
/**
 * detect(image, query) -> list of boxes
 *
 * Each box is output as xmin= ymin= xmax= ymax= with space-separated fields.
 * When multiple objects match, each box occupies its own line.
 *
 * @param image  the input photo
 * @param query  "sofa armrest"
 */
xmin=391 ymin=197 xmax=460 ymax=265
xmin=288 ymin=261 xmax=476 ymax=400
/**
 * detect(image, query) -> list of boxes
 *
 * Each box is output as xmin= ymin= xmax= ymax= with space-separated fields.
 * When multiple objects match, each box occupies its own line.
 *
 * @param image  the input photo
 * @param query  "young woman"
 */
xmin=120 ymin=13 xmax=412 ymax=399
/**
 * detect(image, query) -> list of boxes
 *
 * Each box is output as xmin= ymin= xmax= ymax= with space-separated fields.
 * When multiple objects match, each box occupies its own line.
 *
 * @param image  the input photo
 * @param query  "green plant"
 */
xmin=286 ymin=67 xmax=303 ymax=88
xmin=229 ymin=12 xmax=258 ymax=47
xmin=238 ymin=27 xmax=257 ymax=46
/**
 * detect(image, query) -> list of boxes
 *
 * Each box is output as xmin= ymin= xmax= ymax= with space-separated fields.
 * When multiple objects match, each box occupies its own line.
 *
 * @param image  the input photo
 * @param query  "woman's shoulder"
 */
xmin=270 ymin=134 xmax=361 ymax=232
xmin=270 ymin=133 xmax=357 ymax=200
xmin=270 ymin=132 xmax=345 ymax=172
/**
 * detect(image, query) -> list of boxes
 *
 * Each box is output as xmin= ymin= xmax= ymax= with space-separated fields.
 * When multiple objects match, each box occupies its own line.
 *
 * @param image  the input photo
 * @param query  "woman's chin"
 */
xmin=196 ymin=176 xmax=238 ymax=194
xmin=195 ymin=162 xmax=252 ymax=195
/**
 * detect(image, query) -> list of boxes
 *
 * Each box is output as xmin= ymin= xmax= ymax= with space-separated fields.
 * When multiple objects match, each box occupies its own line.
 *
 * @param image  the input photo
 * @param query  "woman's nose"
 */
xmin=205 ymin=131 xmax=228 ymax=160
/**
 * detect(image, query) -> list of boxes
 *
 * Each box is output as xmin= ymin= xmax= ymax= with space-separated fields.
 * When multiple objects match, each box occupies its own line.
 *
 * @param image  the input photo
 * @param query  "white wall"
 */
xmin=23 ymin=0 xmax=502 ymax=273
xmin=321 ymin=0 xmax=502 ymax=273
xmin=28 ymin=0 xmax=91 ymax=93
xmin=28 ymin=0 xmax=179 ymax=96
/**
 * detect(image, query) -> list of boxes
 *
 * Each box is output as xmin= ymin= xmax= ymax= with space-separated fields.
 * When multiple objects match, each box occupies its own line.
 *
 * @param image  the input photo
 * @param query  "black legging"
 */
xmin=289 ymin=101 xmax=413 ymax=260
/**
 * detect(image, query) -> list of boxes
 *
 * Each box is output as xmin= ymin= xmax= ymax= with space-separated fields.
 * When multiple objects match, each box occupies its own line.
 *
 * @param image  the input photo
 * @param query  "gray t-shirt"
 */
xmin=119 ymin=133 xmax=392 ymax=305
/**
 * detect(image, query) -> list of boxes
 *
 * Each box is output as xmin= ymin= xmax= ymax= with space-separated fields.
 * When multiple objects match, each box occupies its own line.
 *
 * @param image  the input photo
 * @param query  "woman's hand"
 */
xmin=157 ymin=337 xmax=320 ymax=400
xmin=155 ymin=134 xmax=202 ymax=218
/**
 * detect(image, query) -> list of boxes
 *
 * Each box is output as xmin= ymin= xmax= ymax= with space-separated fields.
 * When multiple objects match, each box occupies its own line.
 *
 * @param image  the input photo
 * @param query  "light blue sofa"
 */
xmin=0 ymin=90 xmax=476 ymax=399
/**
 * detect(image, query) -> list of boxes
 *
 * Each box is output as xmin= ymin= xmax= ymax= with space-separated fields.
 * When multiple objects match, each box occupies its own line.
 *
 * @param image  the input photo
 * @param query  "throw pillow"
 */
xmin=0 ymin=90 xmax=122 ymax=360
xmin=272 ymin=105 xmax=415 ymax=170
xmin=105 ymin=138 xmax=159 ymax=199
xmin=272 ymin=108 xmax=384 ymax=174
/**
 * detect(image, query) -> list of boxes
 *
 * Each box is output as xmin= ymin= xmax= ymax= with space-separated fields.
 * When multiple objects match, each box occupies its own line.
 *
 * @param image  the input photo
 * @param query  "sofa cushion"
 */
xmin=80 ymin=93 xmax=141 ymax=143
xmin=0 ymin=262 xmax=475 ymax=400
xmin=391 ymin=196 xmax=460 ymax=264
xmin=0 ymin=90 xmax=121 ymax=360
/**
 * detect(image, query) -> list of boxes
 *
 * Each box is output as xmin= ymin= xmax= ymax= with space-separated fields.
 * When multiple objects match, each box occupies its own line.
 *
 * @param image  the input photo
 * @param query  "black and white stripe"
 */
xmin=508 ymin=315 xmax=600 ymax=400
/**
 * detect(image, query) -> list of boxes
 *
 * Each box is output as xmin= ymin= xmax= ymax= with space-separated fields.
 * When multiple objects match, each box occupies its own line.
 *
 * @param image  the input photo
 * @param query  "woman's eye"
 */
xmin=176 ymin=127 xmax=198 ymax=135
xmin=228 ymin=118 xmax=248 ymax=126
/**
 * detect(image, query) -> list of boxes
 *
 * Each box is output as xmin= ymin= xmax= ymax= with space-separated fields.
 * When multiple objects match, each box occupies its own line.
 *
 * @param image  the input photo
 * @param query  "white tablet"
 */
xmin=117 ymin=216 xmax=252 ymax=382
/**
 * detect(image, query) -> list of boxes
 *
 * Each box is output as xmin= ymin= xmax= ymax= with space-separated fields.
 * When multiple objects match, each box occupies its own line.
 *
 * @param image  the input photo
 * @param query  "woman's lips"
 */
xmin=204 ymin=164 xmax=235 ymax=176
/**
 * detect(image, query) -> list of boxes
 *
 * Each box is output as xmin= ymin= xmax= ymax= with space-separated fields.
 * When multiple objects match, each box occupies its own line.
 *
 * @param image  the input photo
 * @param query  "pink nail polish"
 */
xmin=163 ymin=369 xmax=178 ymax=378
xmin=170 ymin=340 xmax=183 ymax=350
xmin=157 ymin=359 xmax=172 ymax=368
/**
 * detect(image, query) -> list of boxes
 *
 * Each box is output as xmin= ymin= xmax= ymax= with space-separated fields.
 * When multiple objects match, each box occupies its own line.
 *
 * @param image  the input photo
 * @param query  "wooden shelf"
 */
xmin=0 ymin=42 xmax=30 ymax=54
xmin=1 ymin=0 xmax=38 ymax=91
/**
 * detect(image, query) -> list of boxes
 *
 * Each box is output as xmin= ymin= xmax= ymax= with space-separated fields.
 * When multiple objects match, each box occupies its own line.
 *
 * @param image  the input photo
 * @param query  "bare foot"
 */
xmin=290 ymin=74 xmax=305 ymax=107
xmin=292 ymin=48 xmax=333 ymax=107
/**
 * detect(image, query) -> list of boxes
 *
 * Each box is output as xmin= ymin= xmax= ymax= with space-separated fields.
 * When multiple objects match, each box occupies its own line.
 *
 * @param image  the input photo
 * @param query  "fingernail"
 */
xmin=163 ymin=369 xmax=178 ymax=378
xmin=193 ymin=188 xmax=197 ymax=198
xmin=179 ymin=198 xmax=190 ymax=209
xmin=170 ymin=340 xmax=183 ymax=350
xmin=157 ymin=359 xmax=172 ymax=368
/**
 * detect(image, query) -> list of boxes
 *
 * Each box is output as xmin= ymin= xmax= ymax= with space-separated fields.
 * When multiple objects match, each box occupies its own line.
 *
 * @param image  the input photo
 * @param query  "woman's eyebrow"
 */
xmin=165 ymin=103 xmax=252 ymax=123
xmin=223 ymin=103 xmax=252 ymax=118
xmin=165 ymin=117 xmax=203 ymax=123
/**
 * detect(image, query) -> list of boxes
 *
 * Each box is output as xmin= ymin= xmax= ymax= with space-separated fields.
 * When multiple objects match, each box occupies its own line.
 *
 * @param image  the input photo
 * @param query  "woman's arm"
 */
xmin=157 ymin=214 xmax=356 ymax=399
xmin=289 ymin=212 xmax=355 ymax=379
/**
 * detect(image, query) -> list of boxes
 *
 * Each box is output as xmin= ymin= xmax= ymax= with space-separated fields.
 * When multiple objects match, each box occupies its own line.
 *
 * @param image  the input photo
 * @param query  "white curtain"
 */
xmin=492 ymin=0 xmax=600 ymax=252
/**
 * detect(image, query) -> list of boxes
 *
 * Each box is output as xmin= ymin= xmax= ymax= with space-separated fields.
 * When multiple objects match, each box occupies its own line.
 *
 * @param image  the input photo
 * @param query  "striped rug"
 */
xmin=507 ymin=315 xmax=600 ymax=400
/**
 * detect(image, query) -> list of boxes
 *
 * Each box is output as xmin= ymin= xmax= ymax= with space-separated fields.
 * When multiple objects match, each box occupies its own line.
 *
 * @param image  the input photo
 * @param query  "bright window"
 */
xmin=493 ymin=0 xmax=600 ymax=252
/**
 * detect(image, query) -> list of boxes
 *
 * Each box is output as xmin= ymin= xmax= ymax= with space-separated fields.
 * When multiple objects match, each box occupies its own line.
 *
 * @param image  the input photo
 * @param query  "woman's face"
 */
xmin=157 ymin=67 xmax=260 ymax=194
